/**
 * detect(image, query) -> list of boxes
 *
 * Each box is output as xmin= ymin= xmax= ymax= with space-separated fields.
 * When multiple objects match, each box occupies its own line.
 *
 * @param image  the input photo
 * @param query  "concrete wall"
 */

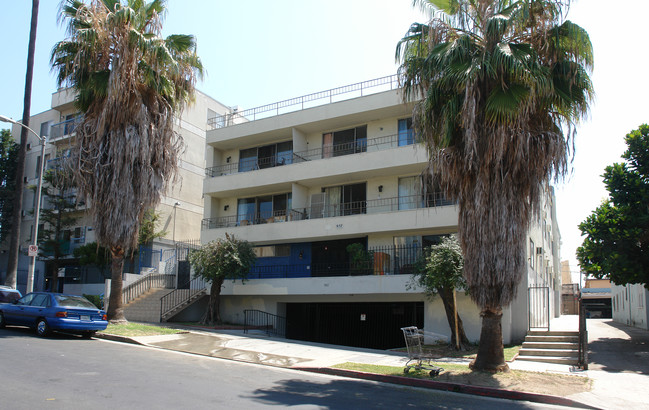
xmin=612 ymin=283 xmax=649 ymax=330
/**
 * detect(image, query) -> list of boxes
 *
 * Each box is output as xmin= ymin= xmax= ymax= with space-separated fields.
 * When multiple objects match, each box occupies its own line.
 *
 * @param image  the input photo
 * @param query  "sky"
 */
xmin=1 ymin=0 xmax=648 ymax=284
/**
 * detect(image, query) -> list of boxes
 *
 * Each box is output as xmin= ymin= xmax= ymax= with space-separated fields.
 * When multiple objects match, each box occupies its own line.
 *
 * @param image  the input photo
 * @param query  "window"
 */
xmin=238 ymin=141 xmax=293 ymax=172
xmin=324 ymin=183 xmax=366 ymax=216
xmin=529 ymin=239 xmax=535 ymax=270
xmin=398 ymin=176 xmax=421 ymax=210
xmin=322 ymin=126 xmax=367 ymax=158
xmin=40 ymin=120 xmax=52 ymax=138
xmin=253 ymin=245 xmax=290 ymax=258
xmin=398 ymin=118 xmax=415 ymax=146
xmin=237 ymin=193 xmax=292 ymax=224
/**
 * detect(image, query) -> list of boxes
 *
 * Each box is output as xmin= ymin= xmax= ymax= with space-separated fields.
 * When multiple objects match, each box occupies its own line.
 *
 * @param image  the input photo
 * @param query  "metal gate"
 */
xmin=528 ymin=286 xmax=550 ymax=331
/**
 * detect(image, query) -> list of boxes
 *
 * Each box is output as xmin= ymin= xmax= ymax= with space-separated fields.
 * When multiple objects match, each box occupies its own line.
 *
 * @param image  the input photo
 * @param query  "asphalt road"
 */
xmin=0 ymin=327 xmax=566 ymax=409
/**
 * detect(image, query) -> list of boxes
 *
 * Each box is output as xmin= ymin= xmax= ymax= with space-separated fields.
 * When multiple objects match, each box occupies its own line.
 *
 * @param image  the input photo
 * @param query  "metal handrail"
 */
xmin=159 ymin=276 xmax=208 ymax=321
xmin=122 ymin=272 xmax=175 ymax=305
xmin=207 ymin=75 xmax=399 ymax=129
xmin=201 ymin=192 xmax=454 ymax=230
xmin=243 ymin=309 xmax=287 ymax=338
xmin=205 ymin=133 xmax=419 ymax=177
xmin=578 ymin=298 xmax=589 ymax=369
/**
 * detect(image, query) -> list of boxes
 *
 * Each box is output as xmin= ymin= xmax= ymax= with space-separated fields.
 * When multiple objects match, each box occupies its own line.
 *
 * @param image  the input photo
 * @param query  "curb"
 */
xmin=294 ymin=367 xmax=597 ymax=409
xmin=95 ymin=333 xmax=145 ymax=346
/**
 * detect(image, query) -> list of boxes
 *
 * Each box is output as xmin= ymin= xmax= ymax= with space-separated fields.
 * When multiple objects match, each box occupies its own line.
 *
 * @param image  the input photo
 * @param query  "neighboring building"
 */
xmin=612 ymin=283 xmax=648 ymax=329
xmin=561 ymin=260 xmax=579 ymax=315
xmin=581 ymin=278 xmax=612 ymax=318
xmin=0 ymin=88 xmax=229 ymax=294
xmin=200 ymin=75 xmax=562 ymax=349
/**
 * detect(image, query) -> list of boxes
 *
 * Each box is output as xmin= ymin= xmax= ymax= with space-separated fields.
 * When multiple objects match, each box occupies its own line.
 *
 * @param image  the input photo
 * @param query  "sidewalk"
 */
xmin=97 ymin=318 xmax=649 ymax=409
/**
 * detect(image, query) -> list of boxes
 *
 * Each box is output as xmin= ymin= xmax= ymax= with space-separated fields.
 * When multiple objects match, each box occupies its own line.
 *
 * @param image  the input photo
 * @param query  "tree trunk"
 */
xmin=202 ymin=276 xmax=225 ymax=326
xmin=470 ymin=307 xmax=508 ymax=372
xmin=438 ymin=286 xmax=471 ymax=350
xmin=4 ymin=0 xmax=39 ymax=288
xmin=106 ymin=246 xmax=126 ymax=323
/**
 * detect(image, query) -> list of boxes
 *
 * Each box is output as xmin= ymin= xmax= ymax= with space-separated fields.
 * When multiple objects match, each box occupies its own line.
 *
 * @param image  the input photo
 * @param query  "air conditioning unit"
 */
xmin=26 ymin=143 xmax=31 ymax=150
xmin=21 ymin=210 xmax=26 ymax=217
xmin=536 ymin=247 xmax=543 ymax=255
xmin=23 ymin=177 xmax=29 ymax=183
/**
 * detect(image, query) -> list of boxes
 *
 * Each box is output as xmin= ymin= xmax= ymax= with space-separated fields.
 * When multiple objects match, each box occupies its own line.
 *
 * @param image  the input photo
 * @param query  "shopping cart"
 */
xmin=400 ymin=326 xmax=444 ymax=377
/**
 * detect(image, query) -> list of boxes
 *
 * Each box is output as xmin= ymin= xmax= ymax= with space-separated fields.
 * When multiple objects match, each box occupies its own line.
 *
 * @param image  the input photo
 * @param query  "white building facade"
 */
xmin=612 ymin=283 xmax=649 ymax=330
xmin=201 ymin=76 xmax=562 ymax=349
xmin=1 ymin=88 xmax=229 ymax=294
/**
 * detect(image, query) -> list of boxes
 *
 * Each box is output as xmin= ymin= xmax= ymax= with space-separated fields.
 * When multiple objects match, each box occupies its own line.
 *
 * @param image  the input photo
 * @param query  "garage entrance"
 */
xmin=286 ymin=302 xmax=424 ymax=350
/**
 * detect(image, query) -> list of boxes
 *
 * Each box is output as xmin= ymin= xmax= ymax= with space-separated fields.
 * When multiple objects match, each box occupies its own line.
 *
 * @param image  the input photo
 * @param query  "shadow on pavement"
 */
xmin=587 ymin=319 xmax=649 ymax=374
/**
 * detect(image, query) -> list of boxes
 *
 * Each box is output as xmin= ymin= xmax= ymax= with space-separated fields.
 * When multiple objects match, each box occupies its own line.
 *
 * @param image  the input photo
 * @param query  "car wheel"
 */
xmin=0 ymin=312 xmax=5 ymax=329
xmin=36 ymin=319 xmax=51 ymax=337
xmin=82 ymin=331 xmax=96 ymax=339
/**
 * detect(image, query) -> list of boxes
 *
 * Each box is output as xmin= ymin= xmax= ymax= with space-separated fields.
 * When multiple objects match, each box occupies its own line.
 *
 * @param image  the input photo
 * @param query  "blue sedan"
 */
xmin=0 ymin=292 xmax=108 ymax=338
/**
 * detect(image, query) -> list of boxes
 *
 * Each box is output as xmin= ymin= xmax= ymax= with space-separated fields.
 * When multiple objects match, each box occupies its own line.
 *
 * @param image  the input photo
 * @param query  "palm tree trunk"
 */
xmin=470 ymin=307 xmax=509 ymax=372
xmin=106 ymin=246 xmax=126 ymax=323
xmin=438 ymin=286 xmax=471 ymax=350
xmin=4 ymin=0 xmax=39 ymax=288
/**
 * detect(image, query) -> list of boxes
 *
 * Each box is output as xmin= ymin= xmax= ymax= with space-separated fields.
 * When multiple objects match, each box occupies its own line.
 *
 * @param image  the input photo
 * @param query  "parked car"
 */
xmin=0 ymin=292 xmax=108 ymax=338
xmin=0 ymin=286 xmax=22 ymax=303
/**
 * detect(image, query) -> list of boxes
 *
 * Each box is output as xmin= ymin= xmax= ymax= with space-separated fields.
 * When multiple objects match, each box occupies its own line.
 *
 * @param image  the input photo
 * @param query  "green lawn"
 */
xmin=101 ymin=323 xmax=184 ymax=337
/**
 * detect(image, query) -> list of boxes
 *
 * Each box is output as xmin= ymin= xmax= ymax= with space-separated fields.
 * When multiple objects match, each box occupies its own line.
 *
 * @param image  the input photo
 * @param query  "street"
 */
xmin=1 ymin=327 xmax=565 ymax=409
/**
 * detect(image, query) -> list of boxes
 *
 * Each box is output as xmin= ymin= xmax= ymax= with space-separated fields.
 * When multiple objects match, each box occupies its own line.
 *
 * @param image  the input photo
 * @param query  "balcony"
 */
xmin=206 ymin=133 xmax=418 ymax=178
xmin=245 ymin=244 xmax=424 ymax=280
xmin=49 ymin=117 xmax=82 ymax=142
xmin=202 ymin=193 xmax=454 ymax=230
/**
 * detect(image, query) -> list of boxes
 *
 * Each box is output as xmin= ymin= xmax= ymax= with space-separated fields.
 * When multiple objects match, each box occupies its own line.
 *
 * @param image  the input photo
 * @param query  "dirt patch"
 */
xmin=411 ymin=368 xmax=590 ymax=396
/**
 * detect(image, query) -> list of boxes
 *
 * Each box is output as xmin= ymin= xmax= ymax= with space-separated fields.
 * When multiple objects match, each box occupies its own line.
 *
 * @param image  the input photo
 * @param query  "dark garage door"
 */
xmin=286 ymin=302 xmax=424 ymax=350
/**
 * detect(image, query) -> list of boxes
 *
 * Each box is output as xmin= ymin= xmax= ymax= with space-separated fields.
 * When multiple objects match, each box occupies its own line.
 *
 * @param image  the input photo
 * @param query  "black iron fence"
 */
xmin=202 ymin=193 xmax=454 ymax=230
xmin=578 ymin=298 xmax=589 ymax=370
xmin=244 ymin=309 xmax=287 ymax=338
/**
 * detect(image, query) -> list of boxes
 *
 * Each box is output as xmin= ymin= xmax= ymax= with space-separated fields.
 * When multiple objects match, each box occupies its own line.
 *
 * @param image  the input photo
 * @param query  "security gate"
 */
xmin=528 ymin=286 xmax=550 ymax=331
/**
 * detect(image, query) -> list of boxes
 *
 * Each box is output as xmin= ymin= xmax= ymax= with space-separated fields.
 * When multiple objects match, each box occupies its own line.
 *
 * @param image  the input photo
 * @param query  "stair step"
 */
xmin=522 ymin=341 xmax=578 ymax=350
xmin=516 ymin=355 xmax=579 ymax=365
xmin=527 ymin=330 xmax=579 ymax=337
xmin=519 ymin=348 xmax=578 ymax=357
xmin=525 ymin=335 xmax=579 ymax=343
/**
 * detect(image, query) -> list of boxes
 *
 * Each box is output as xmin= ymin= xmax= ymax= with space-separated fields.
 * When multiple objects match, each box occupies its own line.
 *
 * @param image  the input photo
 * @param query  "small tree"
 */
xmin=35 ymin=168 xmax=79 ymax=292
xmin=74 ymin=242 xmax=111 ymax=280
xmin=188 ymin=234 xmax=256 ymax=325
xmin=577 ymin=124 xmax=649 ymax=288
xmin=0 ymin=129 xmax=18 ymax=244
xmin=411 ymin=235 xmax=471 ymax=350
xmin=138 ymin=209 xmax=168 ymax=246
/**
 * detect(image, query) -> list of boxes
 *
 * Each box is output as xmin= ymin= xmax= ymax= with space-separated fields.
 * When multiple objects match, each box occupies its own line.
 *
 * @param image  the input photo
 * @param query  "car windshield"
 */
xmin=54 ymin=295 xmax=97 ymax=309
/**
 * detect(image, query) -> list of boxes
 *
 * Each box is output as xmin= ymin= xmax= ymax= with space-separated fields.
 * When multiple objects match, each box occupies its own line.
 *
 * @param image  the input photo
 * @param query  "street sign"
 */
xmin=28 ymin=245 xmax=38 ymax=257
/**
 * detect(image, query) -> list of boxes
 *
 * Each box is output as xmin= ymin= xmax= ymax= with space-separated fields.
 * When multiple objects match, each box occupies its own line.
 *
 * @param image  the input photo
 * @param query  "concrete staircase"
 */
xmin=123 ymin=288 xmax=171 ymax=323
xmin=160 ymin=288 xmax=207 ymax=321
xmin=516 ymin=330 xmax=580 ymax=365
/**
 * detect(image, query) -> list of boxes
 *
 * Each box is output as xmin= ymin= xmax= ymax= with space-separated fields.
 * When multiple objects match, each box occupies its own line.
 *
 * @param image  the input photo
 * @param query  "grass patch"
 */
xmin=101 ymin=323 xmax=183 ymax=337
xmin=392 ymin=343 xmax=521 ymax=362
xmin=331 ymin=362 xmax=591 ymax=397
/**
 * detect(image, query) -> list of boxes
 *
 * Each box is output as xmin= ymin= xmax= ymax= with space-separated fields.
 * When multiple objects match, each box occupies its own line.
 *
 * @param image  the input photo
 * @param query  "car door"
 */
xmin=23 ymin=294 xmax=51 ymax=327
xmin=4 ymin=293 xmax=36 ymax=325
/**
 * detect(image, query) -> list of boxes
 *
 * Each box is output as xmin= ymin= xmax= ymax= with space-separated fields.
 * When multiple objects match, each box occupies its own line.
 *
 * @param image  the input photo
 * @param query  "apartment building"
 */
xmin=201 ymin=76 xmax=562 ymax=349
xmin=1 ymin=88 xmax=229 ymax=294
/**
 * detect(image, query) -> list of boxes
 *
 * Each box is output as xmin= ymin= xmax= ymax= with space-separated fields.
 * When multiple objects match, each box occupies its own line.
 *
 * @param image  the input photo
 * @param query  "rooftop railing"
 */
xmin=205 ymin=132 xmax=418 ymax=177
xmin=201 ymin=193 xmax=454 ymax=230
xmin=207 ymin=74 xmax=400 ymax=129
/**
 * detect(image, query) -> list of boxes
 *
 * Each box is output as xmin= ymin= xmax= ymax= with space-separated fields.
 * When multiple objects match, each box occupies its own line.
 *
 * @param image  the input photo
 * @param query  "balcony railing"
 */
xmin=49 ymin=117 xmax=82 ymax=141
xmin=245 ymin=244 xmax=426 ymax=280
xmin=207 ymin=75 xmax=400 ymax=129
xmin=201 ymin=193 xmax=454 ymax=230
xmin=206 ymin=133 xmax=419 ymax=178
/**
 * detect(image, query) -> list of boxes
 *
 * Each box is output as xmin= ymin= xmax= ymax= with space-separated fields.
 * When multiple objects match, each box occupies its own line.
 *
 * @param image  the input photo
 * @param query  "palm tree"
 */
xmin=397 ymin=0 xmax=593 ymax=371
xmin=4 ymin=0 xmax=40 ymax=289
xmin=51 ymin=0 xmax=203 ymax=322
